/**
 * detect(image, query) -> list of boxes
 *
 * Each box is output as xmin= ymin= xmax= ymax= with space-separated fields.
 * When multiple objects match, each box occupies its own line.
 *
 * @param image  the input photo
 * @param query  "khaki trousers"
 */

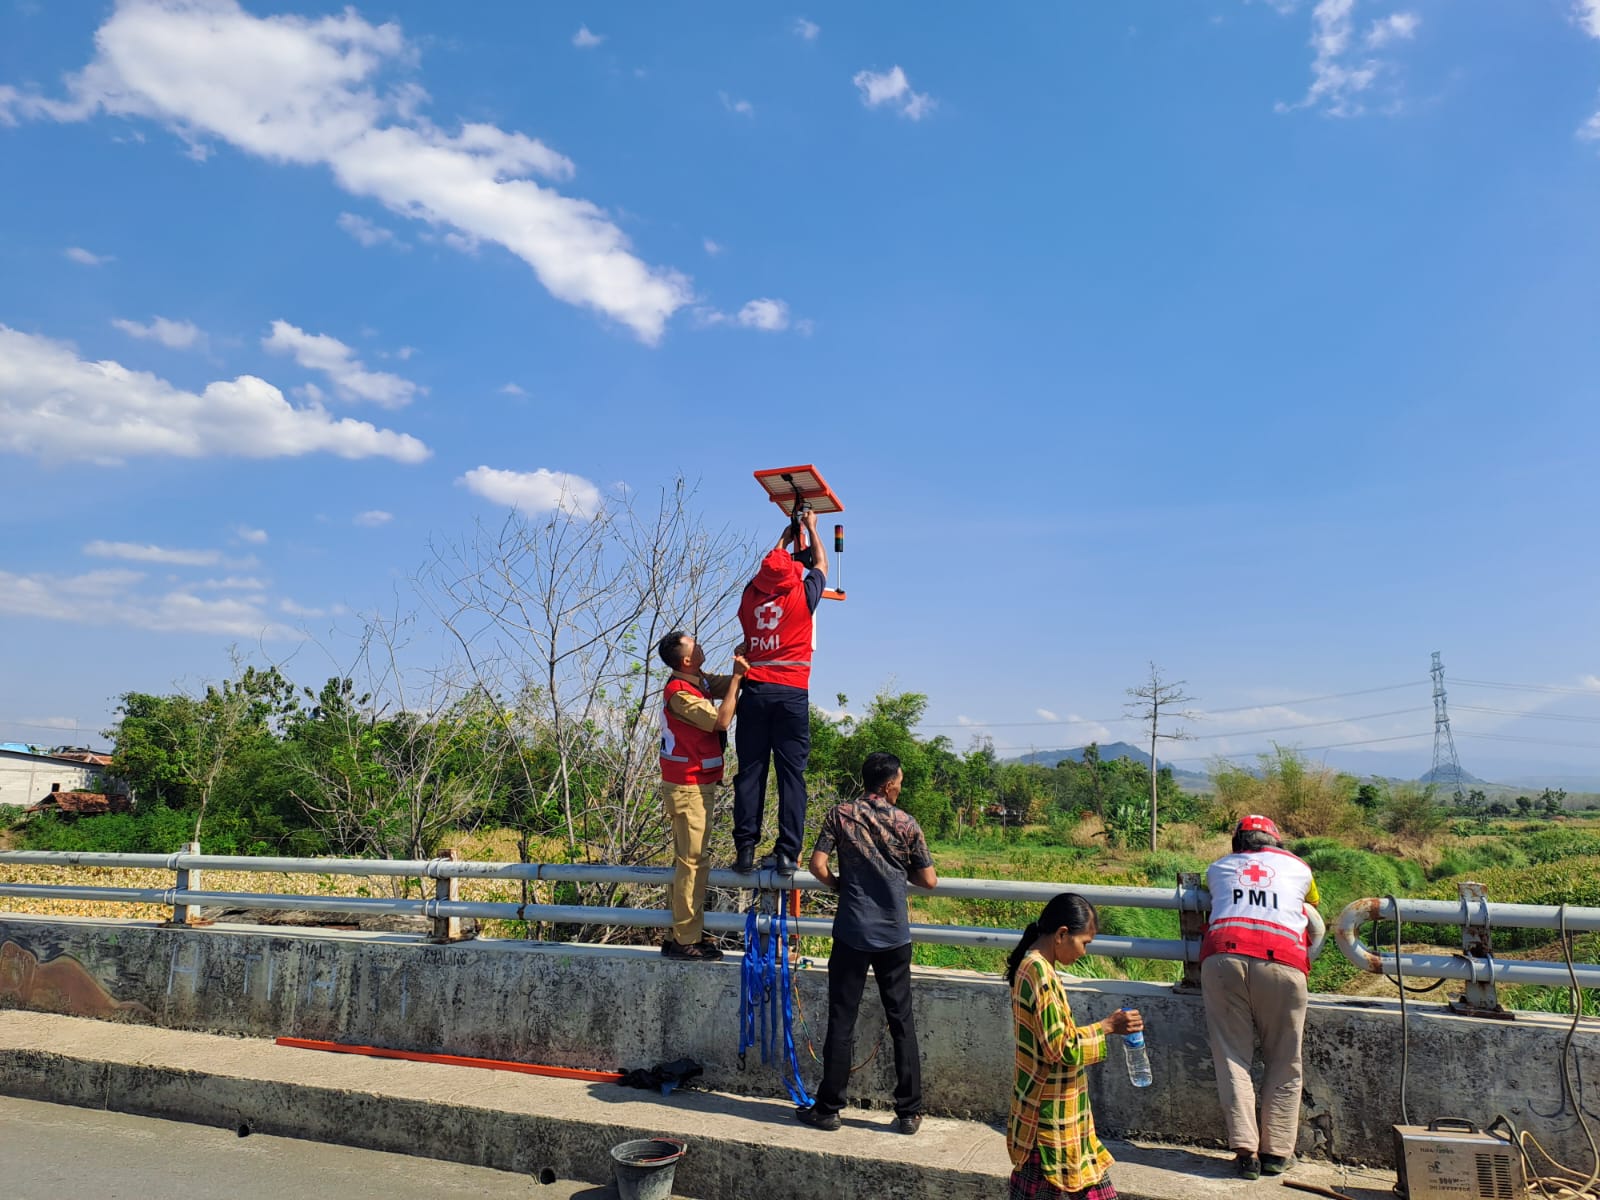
xmin=662 ymin=781 xmax=715 ymax=946
xmin=1201 ymin=953 xmax=1308 ymax=1157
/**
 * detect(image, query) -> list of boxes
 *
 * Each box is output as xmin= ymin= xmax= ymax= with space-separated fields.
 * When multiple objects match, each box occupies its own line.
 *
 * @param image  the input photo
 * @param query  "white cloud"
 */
xmin=956 ymin=715 xmax=978 ymax=727
xmin=793 ymin=17 xmax=820 ymax=41
xmin=737 ymin=298 xmax=791 ymax=332
xmin=0 ymin=325 xmax=430 ymax=465
xmin=1364 ymin=11 xmax=1419 ymax=49
xmin=703 ymin=238 xmax=723 ymax=256
xmin=394 ymin=345 xmax=416 ymax=360
xmin=0 ymin=566 xmax=300 ymax=639
xmin=19 ymin=716 xmax=82 ymax=732
xmin=84 ymin=540 xmax=222 ymax=566
xmin=111 ymin=315 xmax=202 ymax=349
xmin=197 ymin=575 xmax=266 ymax=591
xmin=1035 ymin=708 xmax=1059 ymax=722
xmin=458 ymin=466 xmax=604 ymax=518
xmin=1279 ymin=1 xmax=1419 ymax=116
xmin=1067 ymin=716 xmax=1116 ymax=744
xmin=719 ymin=91 xmax=754 ymax=117
xmin=499 ymin=382 xmax=527 ymax=397
xmin=278 ymin=597 xmax=337 ymax=618
xmin=572 ymin=25 xmax=604 ymax=48
xmin=852 ymin=65 xmax=935 ymax=120
xmin=234 ymin=525 xmax=268 ymax=544
xmin=353 ymin=509 xmax=393 ymax=526
xmin=262 ymin=320 xmax=419 ymax=408
xmin=64 ymin=246 xmax=111 ymax=266
xmin=337 ymin=210 xmax=406 ymax=250
xmin=1581 ymin=674 xmax=1600 ymax=691
xmin=1577 ymin=1 xmax=1600 ymax=38
xmin=5 ymin=1 xmax=690 ymax=343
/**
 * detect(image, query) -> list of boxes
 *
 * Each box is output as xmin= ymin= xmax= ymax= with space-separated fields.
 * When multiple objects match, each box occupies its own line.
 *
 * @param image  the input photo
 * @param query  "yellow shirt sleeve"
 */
xmin=668 ymin=688 xmax=720 ymax=733
xmin=1305 ymin=876 xmax=1321 ymax=907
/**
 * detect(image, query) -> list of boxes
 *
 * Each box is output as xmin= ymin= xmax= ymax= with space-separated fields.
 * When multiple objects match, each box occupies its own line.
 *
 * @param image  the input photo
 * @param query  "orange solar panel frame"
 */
xmin=753 ymin=464 xmax=848 ymax=601
xmin=752 ymin=465 xmax=844 ymax=515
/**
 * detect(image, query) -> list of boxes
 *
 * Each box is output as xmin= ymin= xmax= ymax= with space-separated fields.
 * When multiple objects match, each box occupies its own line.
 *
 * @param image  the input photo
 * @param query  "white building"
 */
xmin=0 ymin=746 xmax=111 ymax=809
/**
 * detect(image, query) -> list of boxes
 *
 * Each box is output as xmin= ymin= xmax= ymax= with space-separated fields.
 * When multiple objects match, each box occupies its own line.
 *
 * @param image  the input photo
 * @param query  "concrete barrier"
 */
xmin=1 ymin=914 xmax=1595 ymax=1167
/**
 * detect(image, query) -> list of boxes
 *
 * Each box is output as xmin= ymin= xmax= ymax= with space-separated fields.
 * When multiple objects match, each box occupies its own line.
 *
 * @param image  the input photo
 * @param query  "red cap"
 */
xmin=1236 ymin=814 xmax=1282 ymax=840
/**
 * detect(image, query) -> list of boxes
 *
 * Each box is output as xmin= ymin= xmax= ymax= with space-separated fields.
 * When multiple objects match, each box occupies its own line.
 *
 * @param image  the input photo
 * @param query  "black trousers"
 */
xmin=731 ymin=682 xmax=810 ymax=860
xmin=812 ymin=941 xmax=922 ymax=1118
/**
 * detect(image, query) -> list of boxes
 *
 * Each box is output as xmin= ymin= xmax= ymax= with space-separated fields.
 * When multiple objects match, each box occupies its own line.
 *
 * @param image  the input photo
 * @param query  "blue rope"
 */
xmin=737 ymin=894 xmax=813 ymax=1109
xmin=777 ymin=901 xmax=814 ymax=1107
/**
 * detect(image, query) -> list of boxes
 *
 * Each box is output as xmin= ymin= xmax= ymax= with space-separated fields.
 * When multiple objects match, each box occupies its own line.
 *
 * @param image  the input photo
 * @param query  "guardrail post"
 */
xmin=172 ymin=841 xmax=202 ymax=925
xmin=1176 ymin=872 xmax=1205 ymax=992
xmin=429 ymin=849 xmax=468 ymax=943
xmin=1448 ymin=880 xmax=1509 ymax=1019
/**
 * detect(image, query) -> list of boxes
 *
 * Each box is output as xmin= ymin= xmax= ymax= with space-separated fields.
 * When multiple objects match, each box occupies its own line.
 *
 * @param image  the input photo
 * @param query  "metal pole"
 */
xmin=171 ymin=841 xmax=202 ymax=925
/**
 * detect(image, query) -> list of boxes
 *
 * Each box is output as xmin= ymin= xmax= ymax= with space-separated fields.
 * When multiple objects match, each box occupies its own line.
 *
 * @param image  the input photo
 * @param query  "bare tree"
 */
xmin=289 ymin=615 xmax=504 ymax=888
xmin=1124 ymin=662 xmax=1198 ymax=853
xmin=423 ymin=477 xmax=752 ymax=932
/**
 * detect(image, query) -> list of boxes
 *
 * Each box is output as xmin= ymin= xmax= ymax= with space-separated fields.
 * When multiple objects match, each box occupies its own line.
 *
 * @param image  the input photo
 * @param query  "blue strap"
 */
xmin=737 ymin=896 xmax=814 ymax=1109
xmin=777 ymin=900 xmax=814 ymax=1108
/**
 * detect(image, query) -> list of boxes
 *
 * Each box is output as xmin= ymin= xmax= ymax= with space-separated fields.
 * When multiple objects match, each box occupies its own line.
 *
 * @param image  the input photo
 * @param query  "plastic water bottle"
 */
xmin=1121 ymin=1010 xmax=1153 ymax=1088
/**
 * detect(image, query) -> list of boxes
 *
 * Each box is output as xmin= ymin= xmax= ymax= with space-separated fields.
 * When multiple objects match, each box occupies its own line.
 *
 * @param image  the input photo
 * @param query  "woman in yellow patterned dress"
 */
xmin=1004 ymin=893 xmax=1143 ymax=1200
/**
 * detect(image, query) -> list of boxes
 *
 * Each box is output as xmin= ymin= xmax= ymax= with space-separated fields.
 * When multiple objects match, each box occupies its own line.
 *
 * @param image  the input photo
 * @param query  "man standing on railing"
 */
xmin=657 ymin=631 xmax=749 ymax=962
xmin=796 ymin=751 xmax=937 ymax=1136
xmin=732 ymin=509 xmax=827 ymax=876
xmin=1200 ymin=814 xmax=1321 ymax=1181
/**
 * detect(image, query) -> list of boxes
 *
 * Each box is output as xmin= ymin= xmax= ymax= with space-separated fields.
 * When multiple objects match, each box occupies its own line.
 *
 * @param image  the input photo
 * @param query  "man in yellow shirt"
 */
xmin=657 ymin=631 xmax=747 ymax=961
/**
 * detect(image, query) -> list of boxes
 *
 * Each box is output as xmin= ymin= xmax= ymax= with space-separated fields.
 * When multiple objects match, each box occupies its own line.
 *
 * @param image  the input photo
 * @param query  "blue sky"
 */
xmin=3 ymin=0 xmax=1599 ymax=785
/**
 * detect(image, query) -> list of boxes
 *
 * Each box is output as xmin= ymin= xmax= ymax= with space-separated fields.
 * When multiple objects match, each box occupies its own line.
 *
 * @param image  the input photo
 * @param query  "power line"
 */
xmin=1164 ymin=731 xmax=1433 ymax=763
xmin=1192 ymin=681 xmax=1426 ymax=715
xmin=1454 ymin=678 xmax=1600 ymax=697
xmin=1455 ymin=731 xmax=1600 ymax=752
xmin=1179 ymin=706 xmax=1430 ymax=742
xmin=918 ymin=682 xmax=1429 ymax=732
xmin=0 ymin=717 xmax=92 ymax=735
xmin=1455 ymin=705 xmax=1600 ymax=726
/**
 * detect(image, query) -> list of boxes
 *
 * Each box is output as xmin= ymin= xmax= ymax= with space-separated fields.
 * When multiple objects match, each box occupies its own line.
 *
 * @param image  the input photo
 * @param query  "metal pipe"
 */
xmin=1334 ymin=896 xmax=1600 ymax=987
xmin=0 ymin=851 xmax=1203 ymax=907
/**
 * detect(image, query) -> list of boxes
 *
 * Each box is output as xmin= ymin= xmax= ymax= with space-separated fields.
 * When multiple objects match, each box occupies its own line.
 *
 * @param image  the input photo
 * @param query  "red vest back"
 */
xmin=660 ymin=678 xmax=726 ymax=786
xmin=1201 ymin=848 xmax=1316 ymax=974
xmin=738 ymin=571 xmax=814 ymax=689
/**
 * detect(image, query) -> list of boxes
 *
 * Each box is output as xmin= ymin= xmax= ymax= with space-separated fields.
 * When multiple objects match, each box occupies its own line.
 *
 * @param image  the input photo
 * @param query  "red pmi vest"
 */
xmin=1201 ymin=847 xmax=1317 ymax=974
xmin=660 ymin=677 xmax=726 ymax=786
xmin=738 ymin=551 xmax=814 ymax=689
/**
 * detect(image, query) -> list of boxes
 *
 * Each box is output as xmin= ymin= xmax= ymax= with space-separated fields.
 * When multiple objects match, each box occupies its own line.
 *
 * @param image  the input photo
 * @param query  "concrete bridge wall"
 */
xmin=1 ymin=914 xmax=1595 ymax=1168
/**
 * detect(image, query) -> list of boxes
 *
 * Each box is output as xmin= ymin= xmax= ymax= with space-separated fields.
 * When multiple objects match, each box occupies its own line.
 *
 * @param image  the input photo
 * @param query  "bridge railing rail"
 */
xmin=0 ymin=848 xmax=1328 ymax=983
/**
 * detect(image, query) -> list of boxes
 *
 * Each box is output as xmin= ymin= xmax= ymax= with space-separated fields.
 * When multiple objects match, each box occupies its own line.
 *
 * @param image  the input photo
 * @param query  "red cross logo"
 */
xmin=1238 ymin=861 xmax=1275 ymax=886
xmin=754 ymin=600 xmax=784 ymax=631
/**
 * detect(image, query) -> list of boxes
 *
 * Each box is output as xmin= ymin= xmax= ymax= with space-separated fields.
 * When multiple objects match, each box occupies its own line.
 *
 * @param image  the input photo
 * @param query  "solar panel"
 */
xmin=752 ymin=464 xmax=844 ymax=514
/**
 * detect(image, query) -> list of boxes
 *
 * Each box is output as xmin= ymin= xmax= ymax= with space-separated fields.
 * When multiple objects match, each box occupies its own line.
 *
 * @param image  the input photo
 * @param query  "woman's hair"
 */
xmin=1004 ymin=892 xmax=1098 ymax=985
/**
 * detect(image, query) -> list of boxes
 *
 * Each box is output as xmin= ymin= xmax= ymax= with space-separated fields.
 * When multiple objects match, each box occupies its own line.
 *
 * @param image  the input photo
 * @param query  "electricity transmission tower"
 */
xmin=1428 ymin=651 xmax=1467 ymax=806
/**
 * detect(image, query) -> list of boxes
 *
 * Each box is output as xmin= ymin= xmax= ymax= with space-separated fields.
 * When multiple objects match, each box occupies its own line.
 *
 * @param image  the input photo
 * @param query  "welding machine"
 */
xmin=1393 ymin=1118 xmax=1526 ymax=1200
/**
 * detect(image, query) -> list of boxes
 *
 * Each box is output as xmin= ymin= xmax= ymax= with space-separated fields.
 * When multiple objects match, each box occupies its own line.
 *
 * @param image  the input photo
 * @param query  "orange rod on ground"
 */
xmin=274 ymin=1037 xmax=624 ymax=1082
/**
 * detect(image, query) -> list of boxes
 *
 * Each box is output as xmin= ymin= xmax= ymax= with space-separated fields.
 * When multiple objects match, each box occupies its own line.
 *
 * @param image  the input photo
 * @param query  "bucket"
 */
xmin=610 ymin=1137 xmax=687 ymax=1200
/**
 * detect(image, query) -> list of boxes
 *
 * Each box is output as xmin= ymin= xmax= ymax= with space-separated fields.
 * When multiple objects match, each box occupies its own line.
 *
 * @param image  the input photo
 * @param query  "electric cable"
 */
xmin=1487 ymin=905 xmax=1600 ymax=1200
xmin=1386 ymin=895 xmax=1413 ymax=1127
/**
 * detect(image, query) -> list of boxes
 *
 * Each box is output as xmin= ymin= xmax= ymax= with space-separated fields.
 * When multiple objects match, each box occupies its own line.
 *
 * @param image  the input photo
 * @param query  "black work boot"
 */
xmin=733 ymin=844 xmax=756 ymax=873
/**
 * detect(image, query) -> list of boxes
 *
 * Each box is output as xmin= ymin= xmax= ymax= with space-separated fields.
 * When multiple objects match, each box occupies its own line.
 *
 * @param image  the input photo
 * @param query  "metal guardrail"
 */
xmin=1335 ymin=883 xmax=1600 ymax=1015
xmin=0 ymin=849 xmax=1326 ymax=976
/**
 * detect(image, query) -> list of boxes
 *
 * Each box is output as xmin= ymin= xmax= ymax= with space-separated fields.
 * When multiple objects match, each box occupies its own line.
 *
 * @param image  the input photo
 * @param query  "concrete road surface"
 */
xmin=0 ymin=1096 xmax=635 ymax=1198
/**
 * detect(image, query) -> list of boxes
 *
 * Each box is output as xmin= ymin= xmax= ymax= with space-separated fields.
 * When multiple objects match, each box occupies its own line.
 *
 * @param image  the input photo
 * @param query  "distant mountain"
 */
xmin=1010 ymin=742 xmax=1212 ymax=789
xmin=1417 ymin=765 xmax=1489 ymax=787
